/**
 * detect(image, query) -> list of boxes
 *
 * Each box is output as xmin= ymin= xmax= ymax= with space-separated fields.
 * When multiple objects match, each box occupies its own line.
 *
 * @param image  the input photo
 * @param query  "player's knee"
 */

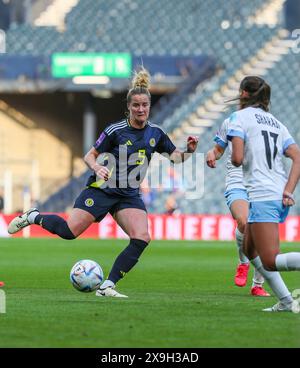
xmin=62 ymin=221 xmax=77 ymax=240
xmin=236 ymin=217 xmax=247 ymax=233
xmin=261 ymin=258 xmax=277 ymax=271
xmin=66 ymin=221 xmax=87 ymax=239
xmin=144 ymin=233 xmax=151 ymax=244
xmin=130 ymin=231 xmax=151 ymax=244
xmin=140 ymin=233 xmax=151 ymax=244
xmin=61 ymin=226 xmax=77 ymax=240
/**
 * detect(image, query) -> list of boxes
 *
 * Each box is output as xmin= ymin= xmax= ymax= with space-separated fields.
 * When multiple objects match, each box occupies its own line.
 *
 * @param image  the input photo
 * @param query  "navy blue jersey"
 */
xmin=86 ymin=119 xmax=176 ymax=196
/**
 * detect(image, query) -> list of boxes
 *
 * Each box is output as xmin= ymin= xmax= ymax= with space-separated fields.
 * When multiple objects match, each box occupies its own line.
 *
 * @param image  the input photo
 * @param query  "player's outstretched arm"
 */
xmin=170 ymin=136 xmax=198 ymax=164
xmin=206 ymin=144 xmax=225 ymax=168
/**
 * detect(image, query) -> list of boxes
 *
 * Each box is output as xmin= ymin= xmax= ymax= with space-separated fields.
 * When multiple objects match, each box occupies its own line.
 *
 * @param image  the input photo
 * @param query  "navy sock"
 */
xmin=108 ymin=238 xmax=148 ymax=283
xmin=34 ymin=214 xmax=75 ymax=240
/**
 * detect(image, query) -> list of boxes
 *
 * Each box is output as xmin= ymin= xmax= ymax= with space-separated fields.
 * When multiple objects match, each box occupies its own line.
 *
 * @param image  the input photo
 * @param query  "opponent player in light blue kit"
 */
xmin=206 ymin=118 xmax=270 ymax=297
xmin=228 ymin=76 xmax=300 ymax=312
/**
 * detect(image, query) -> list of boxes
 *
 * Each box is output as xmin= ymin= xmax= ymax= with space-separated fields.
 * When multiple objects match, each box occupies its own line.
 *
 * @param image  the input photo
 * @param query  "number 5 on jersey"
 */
xmin=136 ymin=149 xmax=146 ymax=165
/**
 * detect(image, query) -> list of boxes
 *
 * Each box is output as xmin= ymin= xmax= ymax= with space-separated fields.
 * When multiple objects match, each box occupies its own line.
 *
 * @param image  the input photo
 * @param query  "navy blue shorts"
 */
xmin=73 ymin=187 xmax=147 ymax=222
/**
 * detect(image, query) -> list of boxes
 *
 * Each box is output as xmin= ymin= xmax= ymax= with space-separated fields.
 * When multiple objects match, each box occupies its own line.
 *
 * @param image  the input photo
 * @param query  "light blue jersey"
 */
xmin=214 ymin=118 xmax=245 ymax=192
xmin=227 ymin=107 xmax=295 ymax=202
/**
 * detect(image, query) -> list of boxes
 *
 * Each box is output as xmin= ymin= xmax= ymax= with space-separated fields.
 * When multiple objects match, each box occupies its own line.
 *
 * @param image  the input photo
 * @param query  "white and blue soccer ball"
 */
xmin=70 ymin=259 xmax=104 ymax=292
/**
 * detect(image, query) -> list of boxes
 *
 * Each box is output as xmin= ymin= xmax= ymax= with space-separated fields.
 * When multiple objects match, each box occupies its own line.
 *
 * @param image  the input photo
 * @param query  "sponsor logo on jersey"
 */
xmin=125 ymin=140 xmax=133 ymax=146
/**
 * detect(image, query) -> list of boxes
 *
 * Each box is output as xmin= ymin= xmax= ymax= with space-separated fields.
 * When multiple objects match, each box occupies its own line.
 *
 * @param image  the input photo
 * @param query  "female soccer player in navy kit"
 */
xmin=8 ymin=68 xmax=198 ymax=298
xmin=228 ymin=76 xmax=300 ymax=312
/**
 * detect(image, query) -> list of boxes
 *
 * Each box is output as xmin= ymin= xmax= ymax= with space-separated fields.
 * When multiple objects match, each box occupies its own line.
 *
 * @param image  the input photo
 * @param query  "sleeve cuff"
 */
xmin=227 ymin=129 xmax=245 ymax=141
xmin=214 ymin=136 xmax=227 ymax=148
xmin=283 ymin=138 xmax=295 ymax=153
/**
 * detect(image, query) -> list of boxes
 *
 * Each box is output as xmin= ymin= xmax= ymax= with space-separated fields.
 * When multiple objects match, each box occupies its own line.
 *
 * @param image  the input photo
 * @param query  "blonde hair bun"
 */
xmin=131 ymin=67 xmax=151 ymax=90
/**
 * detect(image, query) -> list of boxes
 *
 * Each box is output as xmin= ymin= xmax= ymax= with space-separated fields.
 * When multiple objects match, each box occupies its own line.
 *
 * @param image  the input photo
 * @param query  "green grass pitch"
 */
xmin=0 ymin=238 xmax=299 ymax=348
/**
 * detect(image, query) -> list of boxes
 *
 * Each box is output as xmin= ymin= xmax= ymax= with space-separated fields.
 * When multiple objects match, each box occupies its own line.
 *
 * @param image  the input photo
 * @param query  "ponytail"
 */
xmin=239 ymin=76 xmax=271 ymax=111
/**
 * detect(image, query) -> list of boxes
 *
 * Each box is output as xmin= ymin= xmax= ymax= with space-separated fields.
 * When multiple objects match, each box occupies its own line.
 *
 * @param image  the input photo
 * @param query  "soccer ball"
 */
xmin=70 ymin=259 xmax=104 ymax=292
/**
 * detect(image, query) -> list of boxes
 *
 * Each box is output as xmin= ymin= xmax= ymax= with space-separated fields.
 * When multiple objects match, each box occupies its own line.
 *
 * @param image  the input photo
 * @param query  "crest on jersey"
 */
xmin=84 ymin=198 xmax=94 ymax=207
xmin=149 ymin=138 xmax=156 ymax=147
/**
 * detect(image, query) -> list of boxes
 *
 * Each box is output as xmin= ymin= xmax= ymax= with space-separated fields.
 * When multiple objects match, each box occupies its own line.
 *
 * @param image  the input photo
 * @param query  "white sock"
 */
xmin=235 ymin=228 xmax=249 ymax=264
xmin=27 ymin=211 xmax=39 ymax=224
xmin=252 ymin=268 xmax=264 ymax=287
xmin=251 ymin=256 xmax=292 ymax=303
xmin=100 ymin=279 xmax=115 ymax=289
xmin=275 ymin=253 xmax=300 ymax=271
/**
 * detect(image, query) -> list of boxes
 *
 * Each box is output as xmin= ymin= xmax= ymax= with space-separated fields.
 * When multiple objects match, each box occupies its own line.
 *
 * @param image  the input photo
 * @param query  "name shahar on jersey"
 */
xmin=255 ymin=114 xmax=280 ymax=129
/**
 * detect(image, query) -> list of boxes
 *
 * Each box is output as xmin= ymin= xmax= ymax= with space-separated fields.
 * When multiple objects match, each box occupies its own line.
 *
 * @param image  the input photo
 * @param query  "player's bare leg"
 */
xmin=250 ymin=223 xmax=280 ymax=271
xmin=244 ymin=224 xmax=293 ymax=311
xmin=64 ymin=209 xmax=96 ymax=237
xmin=251 ymin=222 xmax=300 ymax=272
